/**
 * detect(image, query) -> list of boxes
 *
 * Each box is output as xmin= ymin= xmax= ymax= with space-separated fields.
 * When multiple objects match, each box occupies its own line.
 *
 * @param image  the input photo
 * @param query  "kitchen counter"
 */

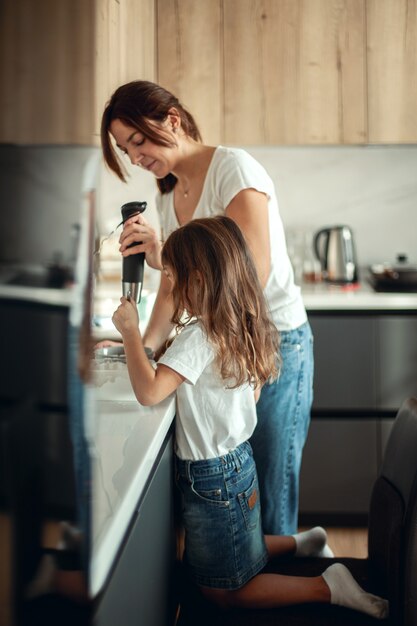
xmin=301 ymin=278 xmax=417 ymax=311
xmin=0 ymin=282 xmax=74 ymax=307
xmin=90 ymin=388 xmax=175 ymax=598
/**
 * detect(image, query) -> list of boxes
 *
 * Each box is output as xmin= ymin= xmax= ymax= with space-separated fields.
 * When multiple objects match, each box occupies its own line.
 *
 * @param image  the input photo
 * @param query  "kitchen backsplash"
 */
xmin=97 ymin=145 xmax=417 ymax=270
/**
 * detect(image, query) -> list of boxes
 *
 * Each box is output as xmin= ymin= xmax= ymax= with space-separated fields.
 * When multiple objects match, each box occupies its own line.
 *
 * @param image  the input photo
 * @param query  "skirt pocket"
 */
xmin=237 ymin=475 xmax=261 ymax=531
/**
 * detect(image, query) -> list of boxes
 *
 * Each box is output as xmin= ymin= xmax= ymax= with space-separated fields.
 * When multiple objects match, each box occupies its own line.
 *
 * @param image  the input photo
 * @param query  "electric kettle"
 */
xmin=313 ymin=225 xmax=359 ymax=284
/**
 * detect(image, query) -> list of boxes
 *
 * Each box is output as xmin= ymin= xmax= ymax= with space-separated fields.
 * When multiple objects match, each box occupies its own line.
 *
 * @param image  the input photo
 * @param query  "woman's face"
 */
xmin=110 ymin=118 xmax=177 ymax=178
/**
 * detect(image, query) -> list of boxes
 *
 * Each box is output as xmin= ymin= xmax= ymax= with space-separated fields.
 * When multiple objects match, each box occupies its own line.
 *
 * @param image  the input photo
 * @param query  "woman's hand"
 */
xmin=112 ymin=297 xmax=140 ymax=337
xmin=119 ymin=212 xmax=162 ymax=270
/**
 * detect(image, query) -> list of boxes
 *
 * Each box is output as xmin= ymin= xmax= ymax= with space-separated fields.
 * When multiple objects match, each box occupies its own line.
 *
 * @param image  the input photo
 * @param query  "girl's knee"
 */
xmin=199 ymin=586 xmax=237 ymax=610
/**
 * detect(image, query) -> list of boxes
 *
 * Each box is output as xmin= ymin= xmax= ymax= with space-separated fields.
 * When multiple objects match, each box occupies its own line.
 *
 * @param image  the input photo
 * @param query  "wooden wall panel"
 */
xmin=0 ymin=0 xmax=95 ymax=144
xmin=367 ymin=0 xmax=417 ymax=143
xmin=0 ymin=0 xmax=155 ymax=145
xmin=156 ymin=0 xmax=223 ymax=144
xmin=223 ymin=0 xmax=366 ymax=145
xmin=94 ymin=0 xmax=156 ymax=141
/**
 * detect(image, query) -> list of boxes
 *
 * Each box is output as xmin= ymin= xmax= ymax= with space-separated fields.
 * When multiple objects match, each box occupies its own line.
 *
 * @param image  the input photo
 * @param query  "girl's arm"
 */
xmin=225 ymin=188 xmax=271 ymax=288
xmin=112 ymin=297 xmax=184 ymax=406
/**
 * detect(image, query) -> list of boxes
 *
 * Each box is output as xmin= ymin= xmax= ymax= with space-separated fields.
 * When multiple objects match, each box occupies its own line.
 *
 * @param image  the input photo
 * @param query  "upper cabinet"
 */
xmin=222 ymin=0 xmax=366 ymax=145
xmin=156 ymin=0 xmax=223 ymax=145
xmin=157 ymin=0 xmax=417 ymax=145
xmin=0 ymin=0 xmax=155 ymax=145
xmin=367 ymin=0 xmax=417 ymax=143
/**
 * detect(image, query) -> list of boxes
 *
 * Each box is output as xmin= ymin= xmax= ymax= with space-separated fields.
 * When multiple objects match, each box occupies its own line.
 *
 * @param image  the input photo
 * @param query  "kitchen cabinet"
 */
xmin=367 ymin=0 xmax=417 ymax=143
xmin=0 ymin=0 xmax=155 ymax=144
xmin=0 ymin=298 xmax=77 ymax=518
xmin=93 ymin=430 xmax=176 ymax=626
xmin=299 ymin=418 xmax=378 ymax=517
xmin=157 ymin=0 xmax=417 ymax=145
xmin=299 ymin=311 xmax=417 ymax=522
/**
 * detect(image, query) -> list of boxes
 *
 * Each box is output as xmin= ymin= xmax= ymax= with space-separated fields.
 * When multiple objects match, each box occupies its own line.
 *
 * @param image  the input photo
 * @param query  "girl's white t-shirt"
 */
xmin=158 ymin=321 xmax=257 ymax=461
xmin=156 ymin=145 xmax=307 ymax=331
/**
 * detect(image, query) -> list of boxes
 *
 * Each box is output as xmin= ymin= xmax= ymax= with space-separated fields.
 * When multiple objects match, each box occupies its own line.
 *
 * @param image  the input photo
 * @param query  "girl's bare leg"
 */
xmin=201 ymin=572 xmax=328 ymax=609
xmin=200 ymin=564 xmax=388 ymax=619
xmin=264 ymin=534 xmax=296 ymax=558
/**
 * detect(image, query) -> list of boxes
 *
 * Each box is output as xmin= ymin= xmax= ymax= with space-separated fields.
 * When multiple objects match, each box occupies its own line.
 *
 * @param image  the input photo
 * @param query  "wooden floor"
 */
xmin=320 ymin=526 xmax=367 ymax=558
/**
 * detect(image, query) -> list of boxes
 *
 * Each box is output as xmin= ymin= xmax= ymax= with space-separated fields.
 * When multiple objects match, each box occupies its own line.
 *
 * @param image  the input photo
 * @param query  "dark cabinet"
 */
xmin=300 ymin=418 xmax=378 ymax=515
xmin=94 ymin=431 xmax=176 ymax=626
xmin=311 ymin=316 xmax=376 ymax=410
xmin=0 ymin=299 xmax=69 ymax=406
xmin=300 ymin=311 xmax=417 ymax=521
xmin=377 ymin=316 xmax=417 ymax=410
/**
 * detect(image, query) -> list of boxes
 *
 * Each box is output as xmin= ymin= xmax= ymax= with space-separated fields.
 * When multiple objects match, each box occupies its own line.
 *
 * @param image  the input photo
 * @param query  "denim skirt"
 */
xmin=175 ymin=441 xmax=268 ymax=590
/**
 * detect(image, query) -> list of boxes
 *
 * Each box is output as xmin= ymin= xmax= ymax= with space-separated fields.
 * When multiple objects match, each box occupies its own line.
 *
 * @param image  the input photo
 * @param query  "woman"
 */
xmin=100 ymin=80 xmax=313 ymax=536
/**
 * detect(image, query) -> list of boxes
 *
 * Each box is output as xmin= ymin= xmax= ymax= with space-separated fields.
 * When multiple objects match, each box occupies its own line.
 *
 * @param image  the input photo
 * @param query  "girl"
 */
xmin=101 ymin=79 xmax=313 ymax=535
xmin=112 ymin=215 xmax=388 ymax=618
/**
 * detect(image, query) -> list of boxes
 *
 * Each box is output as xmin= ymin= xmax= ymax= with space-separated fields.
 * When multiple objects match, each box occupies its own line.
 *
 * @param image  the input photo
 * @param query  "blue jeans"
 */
xmin=175 ymin=442 xmax=268 ymax=589
xmin=249 ymin=321 xmax=314 ymax=535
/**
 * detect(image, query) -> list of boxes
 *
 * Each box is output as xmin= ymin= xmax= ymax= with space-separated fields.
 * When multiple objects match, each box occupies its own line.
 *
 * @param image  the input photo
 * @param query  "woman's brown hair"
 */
xmin=161 ymin=216 xmax=280 ymax=388
xmin=101 ymin=80 xmax=202 ymax=193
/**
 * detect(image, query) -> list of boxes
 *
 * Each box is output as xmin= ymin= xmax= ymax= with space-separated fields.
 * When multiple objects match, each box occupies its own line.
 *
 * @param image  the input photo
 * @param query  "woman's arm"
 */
xmin=112 ymin=297 xmax=184 ymax=405
xmin=225 ymin=188 xmax=271 ymax=288
xmin=142 ymin=271 xmax=175 ymax=355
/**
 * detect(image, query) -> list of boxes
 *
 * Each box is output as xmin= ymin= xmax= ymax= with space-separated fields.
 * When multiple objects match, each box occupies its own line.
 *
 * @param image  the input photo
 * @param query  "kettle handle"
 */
xmin=313 ymin=228 xmax=330 ymax=264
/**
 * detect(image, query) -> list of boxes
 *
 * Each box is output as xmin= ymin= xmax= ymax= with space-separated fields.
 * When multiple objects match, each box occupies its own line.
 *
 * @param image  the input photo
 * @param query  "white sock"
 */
xmin=293 ymin=526 xmax=334 ymax=557
xmin=322 ymin=563 xmax=389 ymax=619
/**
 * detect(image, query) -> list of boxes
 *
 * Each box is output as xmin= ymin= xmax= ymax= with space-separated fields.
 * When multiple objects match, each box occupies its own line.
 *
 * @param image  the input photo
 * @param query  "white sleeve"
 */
xmin=215 ymin=149 xmax=273 ymax=208
xmin=158 ymin=324 xmax=214 ymax=385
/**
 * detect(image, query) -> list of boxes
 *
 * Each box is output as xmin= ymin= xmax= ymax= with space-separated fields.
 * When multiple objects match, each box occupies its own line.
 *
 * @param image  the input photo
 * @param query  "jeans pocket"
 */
xmin=237 ymin=475 xmax=261 ymax=531
xmin=190 ymin=477 xmax=230 ymax=507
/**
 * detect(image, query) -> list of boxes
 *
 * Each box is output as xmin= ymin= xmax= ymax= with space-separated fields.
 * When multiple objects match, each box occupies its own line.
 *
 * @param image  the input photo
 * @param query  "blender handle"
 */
xmin=313 ymin=228 xmax=329 ymax=265
xmin=121 ymin=201 xmax=147 ymax=302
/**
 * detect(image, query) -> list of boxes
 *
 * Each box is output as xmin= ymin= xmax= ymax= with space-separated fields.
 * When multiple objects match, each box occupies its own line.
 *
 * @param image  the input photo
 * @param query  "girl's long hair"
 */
xmin=161 ymin=216 xmax=280 ymax=388
xmin=101 ymin=80 xmax=202 ymax=193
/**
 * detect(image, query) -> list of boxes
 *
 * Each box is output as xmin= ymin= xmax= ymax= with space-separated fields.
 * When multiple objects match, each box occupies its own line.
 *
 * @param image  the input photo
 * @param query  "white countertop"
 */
xmin=301 ymin=278 xmax=417 ymax=311
xmin=0 ymin=283 xmax=74 ymax=307
xmin=89 ymin=388 xmax=175 ymax=597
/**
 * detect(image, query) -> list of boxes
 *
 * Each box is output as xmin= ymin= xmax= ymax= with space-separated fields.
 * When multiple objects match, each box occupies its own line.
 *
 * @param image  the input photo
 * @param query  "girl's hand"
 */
xmin=119 ymin=213 xmax=162 ymax=270
xmin=112 ymin=297 xmax=139 ymax=337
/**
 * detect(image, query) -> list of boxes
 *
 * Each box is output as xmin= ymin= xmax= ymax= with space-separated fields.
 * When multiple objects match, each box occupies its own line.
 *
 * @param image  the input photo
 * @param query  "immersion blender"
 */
xmin=121 ymin=201 xmax=147 ymax=303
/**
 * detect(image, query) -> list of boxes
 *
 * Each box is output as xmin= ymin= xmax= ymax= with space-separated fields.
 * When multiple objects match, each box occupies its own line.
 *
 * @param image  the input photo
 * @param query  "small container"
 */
xmin=303 ymin=257 xmax=322 ymax=283
xmin=303 ymin=233 xmax=322 ymax=283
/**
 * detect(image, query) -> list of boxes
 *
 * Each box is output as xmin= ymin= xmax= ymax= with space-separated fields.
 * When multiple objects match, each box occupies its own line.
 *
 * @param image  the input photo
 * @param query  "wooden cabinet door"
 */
xmin=157 ymin=0 xmax=223 ymax=145
xmin=94 ymin=0 xmax=156 ymax=140
xmin=0 ymin=0 xmax=155 ymax=145
xmin=0 ymin=0 xmax=95 ymax=144
xmin=156 ymin=0 xmax=366 ymax=145
xmin=367 ymin=0 xmax=417 ymax=143
xmin=223 ymin=0 xmax=366 ymax=145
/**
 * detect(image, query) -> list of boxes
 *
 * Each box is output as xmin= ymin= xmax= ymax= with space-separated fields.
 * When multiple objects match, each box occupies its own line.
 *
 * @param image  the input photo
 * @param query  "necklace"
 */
xmin=177 ymin=177 xmax=190 ymax=198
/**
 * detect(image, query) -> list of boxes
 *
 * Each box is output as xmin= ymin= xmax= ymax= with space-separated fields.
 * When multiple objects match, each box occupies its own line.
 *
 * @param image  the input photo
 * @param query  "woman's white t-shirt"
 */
xmin=156 ymin=146 xmax=307 ymax=331
xmin=158 ymin=321 xmax=257 ymax=461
